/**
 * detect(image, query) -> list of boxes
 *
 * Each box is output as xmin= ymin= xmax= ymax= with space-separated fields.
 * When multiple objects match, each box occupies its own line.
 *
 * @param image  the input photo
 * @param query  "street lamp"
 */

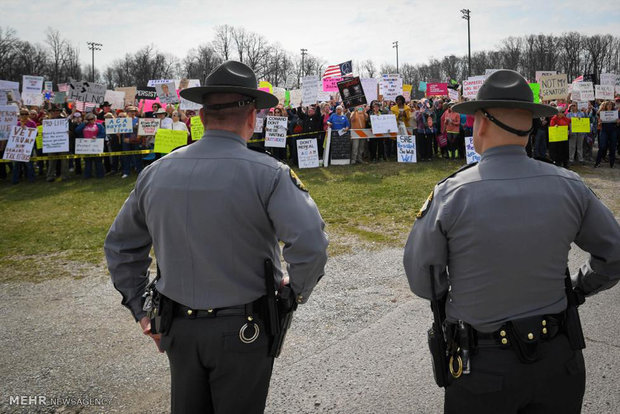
xmin=299 ymin=48 xmax=308 ymax=88
xmin=392 ymin=41 xmax=399 ymax=74
xmin=460 ymin=9 xmax=471 ymax=77
xmin=87 ymin=41 xmax=102 ymax=82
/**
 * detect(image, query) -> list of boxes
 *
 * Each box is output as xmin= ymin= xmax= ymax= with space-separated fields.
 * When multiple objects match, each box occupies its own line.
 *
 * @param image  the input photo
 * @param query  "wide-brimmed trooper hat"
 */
xmin=180 ymin=61 xmax=278 ymax=110
xmin=453 ymin=70 xmax=557 ymax=118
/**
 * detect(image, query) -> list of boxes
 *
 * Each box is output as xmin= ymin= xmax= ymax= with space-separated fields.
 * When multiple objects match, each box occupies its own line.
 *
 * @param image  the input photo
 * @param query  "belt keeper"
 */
xmin=206 ymin=309 xmax=215 ymax=318
xmin=186 ymin=308 xmax=196 ymax=319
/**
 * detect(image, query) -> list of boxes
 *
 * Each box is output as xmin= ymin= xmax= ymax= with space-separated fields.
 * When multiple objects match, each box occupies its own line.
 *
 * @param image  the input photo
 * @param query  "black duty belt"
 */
xmin=472 ymin=312 xmax=566 ymax=349
xmin=173 ymin=302 xmax=249 ymax=319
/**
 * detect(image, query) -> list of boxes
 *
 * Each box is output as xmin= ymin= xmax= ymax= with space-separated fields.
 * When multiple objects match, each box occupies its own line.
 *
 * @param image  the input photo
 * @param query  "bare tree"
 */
xmin=45 ymin=27 xmax=67 ymax=85
xmin=183 ymin=43 xmax=222 ymax=82
xmin=0 ymin=27 xmax=18 ymax=80
xmin=584 ymin=34 xmax=613 ymax=79
xmin=500 ymin=37 xmax=523 ymax=72
xmin=213 ymin=25 xmax=233 ymax=61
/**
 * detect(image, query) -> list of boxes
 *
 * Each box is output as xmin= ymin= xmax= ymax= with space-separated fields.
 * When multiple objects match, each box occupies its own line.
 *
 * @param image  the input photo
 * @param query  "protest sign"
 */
xmin=577 ymin=101 xmax=589 ymax=111
xmin=0 ymin=80 xmax=20 ymax=91
xmin=180 ymin=96 xmax=202 ymax=110
xmin=594 ymin=84 xmax=614 ymax=100
xmin=535 ymin=71 xmax=556 ymax=83
xmin=418 ymin=81 xmax=427 ymax=92
xmin=370 ymin=114 xmax=398 ymax=134
xmin=190 ymin=116 xmax=204 ymax=141
xmin=264 ymin=116 xmax=288 ymax=148
xmin=600 ymin=111 xmax=618 ymax=123
xmin=396 ymin=135 xmax=417 ymax=163
xmin=465 ymin=136 xmax=481 ymax=164
xmin=44 ymin=81 xmax=53 ymax=92
xmin=75 ymin=138 xmax=104 ymax=154
xmin=154 ymin=81 xmax=179 ymax=104
xmin=548 ymin=126 xmax=568 ymax=142
xmin=0 ymin=91 xmax=6 ymax=105
xmin=42 ymin=118 xmax=69 ymax=153
xmin=104 ymin=90 xmax=125 ymax=109
xmin=68 ymin=80 xmax=106 ymax=104
xmin=22 ymin=75 xmax=44 ymax=93
xmin=462 ymin=76 xmax=486 ymax=99
xmin=115 ymin=86 xmax=137 ymax=106
xmin=154 ymin=129 xmax=187 ymax=153
xmin=147 ymin=79 xmax=175 ymax=87
xmin=57 ymin=83 xmax=69 ymax=92
xmin=135 ymin=86 xmax=158 ymax=100
xmin=254 ymin=116 xmax=265 ymax=133
xmin=573 ymin=82 xmax=594 ymax=101
xmin=338 ymin=77 xmax=366 ymax=109
xmin=273 ymin=87 xmax=286 ymax=104
xmin=296 ymin=138 xmax=319 ymax=168
xmin=287 ymin=89 xmax=301 ymax=107
xmin=448 ymin=88 xmax=459 ymax=101
xmin=571 ymin=118 xmax=590 ymax=133
xmin=22 ymin=92 xmax=43 ymax=106
xmin=301 ymin=75 xmax=319 ymax=104
xmin=258 ymin=81 xmax=273 ymax=93
xmin=379 ymin=75 xmax=402 ymax=101
xmin=426 ymin=83 xmax=448 ymax=96
xmin=160 ymin=118 xmax=173 ymax=130
xmin=2 ymin=126 xmax=36 ymax=161
xmin=0 ymin=105 xmax=18 ymax=140
xmin=138 ymin=118 xmax=160 ymax=136
xmin=53 ymin=91 xmax=66 ymax=104
xmin=105 ymin=117 xmax=133 ymax=134
xmin=36 ymin=125 xmax=43 ymax=149
xmin=528 ymin=83 xmax=541 ymax=103
xmin=599 ymin=73 xmax=617 ymax=86
xmin=539 ymin=74 xmax=568 ymax=101
xmin=361 ymin=78 xmax=378 ymax=103
xmin=323 ymin=77 xmax=342 ymax=92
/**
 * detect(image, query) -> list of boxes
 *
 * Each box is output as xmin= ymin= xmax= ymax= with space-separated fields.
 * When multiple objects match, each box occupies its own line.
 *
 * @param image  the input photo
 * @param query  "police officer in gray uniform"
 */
xmin=403 ymin=70 xmax=620 ymax=413
xmin=104 ymin=61 xmax=329 ymax=414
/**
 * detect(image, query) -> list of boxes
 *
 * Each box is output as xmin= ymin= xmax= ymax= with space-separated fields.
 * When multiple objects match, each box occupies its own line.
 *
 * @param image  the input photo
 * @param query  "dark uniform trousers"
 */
xmin=160 ymin=315 xmax=275 ymax=414
xmin=444 ymin=333 xmax=585 ymax=414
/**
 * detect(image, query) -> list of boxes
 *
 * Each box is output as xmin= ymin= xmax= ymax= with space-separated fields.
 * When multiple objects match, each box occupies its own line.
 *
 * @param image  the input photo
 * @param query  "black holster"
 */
xmin=564 ymin=271 xmax=586 ymax=351
xmin=427 ymin=265 xmax=451 ymax=388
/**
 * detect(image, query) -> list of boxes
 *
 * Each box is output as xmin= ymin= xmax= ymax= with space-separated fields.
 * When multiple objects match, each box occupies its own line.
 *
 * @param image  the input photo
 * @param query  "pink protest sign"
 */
xmin=426 ymin=83 xmax=449 ymax=96
xmin=258 ymin=87 xmax=270 ymax=93
xmin=323 ymin=77 xmax=343 ymax=92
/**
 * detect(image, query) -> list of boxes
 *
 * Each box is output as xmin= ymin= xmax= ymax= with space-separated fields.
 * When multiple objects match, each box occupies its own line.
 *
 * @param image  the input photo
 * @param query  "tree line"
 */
xmin=1 ymin=25 xmax=619 ymax=100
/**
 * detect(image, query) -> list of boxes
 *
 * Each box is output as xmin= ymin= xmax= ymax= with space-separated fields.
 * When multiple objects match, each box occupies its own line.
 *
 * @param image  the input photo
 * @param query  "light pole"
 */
xmin=299 ymin=48 xmax=308 ymax=88
xmin=392 ymin=41 xmax=399 ymax=74
xmin=460 ymin=9 xmax=471 ymax=77
xmin=87 ymin=41 xmax=102 ymax=82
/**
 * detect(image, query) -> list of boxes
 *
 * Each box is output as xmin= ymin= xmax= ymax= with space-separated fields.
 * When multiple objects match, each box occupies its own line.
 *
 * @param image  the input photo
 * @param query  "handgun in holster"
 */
xmin=564 ymin=269 xmax=586 ymax=351
xmin=142 ymin=265 xmax=173 ymax=335
xmin=427 ymin=265 xmax=452 ymax=388
xmin=264 ymin=259 xmax=298 ymax=358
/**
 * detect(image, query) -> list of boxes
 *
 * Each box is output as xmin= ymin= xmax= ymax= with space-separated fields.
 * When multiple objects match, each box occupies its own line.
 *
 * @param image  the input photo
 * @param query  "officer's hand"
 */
xmin=139 ymin=316 xmax=164 ymax=353
xmin=280 ymin=276 xmax=290 ymax=288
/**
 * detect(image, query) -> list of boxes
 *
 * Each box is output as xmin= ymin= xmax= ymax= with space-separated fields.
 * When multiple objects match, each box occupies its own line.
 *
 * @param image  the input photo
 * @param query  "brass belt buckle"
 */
xmin=449 ymin=354 xmax=463 ymax=378
xmin=239 ymin=316 xmax=260 ymax=344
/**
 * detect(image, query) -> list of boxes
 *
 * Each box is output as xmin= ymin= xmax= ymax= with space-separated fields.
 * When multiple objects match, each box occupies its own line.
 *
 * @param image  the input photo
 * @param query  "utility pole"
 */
xmin=392 ymin=41 xmax=399 ymax=74
xmin=87 ymin=42 xmax=102 ymax=82
xmin=460 ymin=9 xmax=471 ymax=77
xmin=299 ymin=48 xmax=308 ymax=88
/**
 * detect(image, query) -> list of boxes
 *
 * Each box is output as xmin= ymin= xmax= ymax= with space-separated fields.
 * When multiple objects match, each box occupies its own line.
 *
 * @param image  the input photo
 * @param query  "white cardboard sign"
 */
xmin=264 ymin=116 xmax=287 ymax=148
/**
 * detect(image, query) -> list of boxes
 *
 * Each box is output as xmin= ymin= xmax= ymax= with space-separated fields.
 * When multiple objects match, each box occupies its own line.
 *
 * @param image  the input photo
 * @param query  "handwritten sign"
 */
xmin=297 ymin=138 xmax=319 ymax=168
xmin=548 ymin=126 xmax=569 ymax=142
xmin=264 ymin=116 xmax=288 ymax=148
xmin=594 ymin=84 xmax=614 ymax=100
xmin=42 ymin=118 xmax=69 ymax=153
xmin=571 ymin=118 xmax=590 ymax=133
xmin=22 ymin=76 xmax=44 ymax=93
xmin=426 ymin=83 xmax=448 ymax=96
xmin=288 ymin=89 xmax=302 ymax=107
xmin=35 ymin=125 xmax=43 ymax=149
xmin=361 ymin=78 xmax=378 ymax=103
xmin=302 ymin=75 xmax=319 ymax=104
xmin=190 ymin=116 xmax=204 ymax=141
xmin=68 ymin=80 xmax=106 ymax=104
xmin=104 ymin=90 xmax=125 ymax=109
xmin=105 ymin=117 xmax=133 ymax=134
xmin=397 ymin=135 xmax=417 ymax=163
xmin=57 ymin=83 xmax=69 ymax=92
xmin=254 ymin=116 xmax=265 ymax=133
xmin=323 ymin=77 xmax=343 ymax=92
xmin=599 ymin=73 xmax=617 ymax=86
xmin=539 ymin=74 xmax=568 ymax=101
xmin=147 ymin=79 xmax=175 ymax=87
xmin=22 ymin=92 xmax=43 ymax=106
xmin=380 ymin=75 xmax=403 ymax=102
xmin=75 ymin=138 xmax=104 ymax=154
xmin=573 ymin=82 xmax=594 ymax=101
xmin=53 ymin=91 xmax=66 ymax=104
xmin=448 ymin=88 xmax=459 ymax=101
xmin=115 ymin=86 xmax=137 ymax=106
xmin=138 ymin=118 xmax=160 ymax=136
xmin=600 ymin=111 xmax=618 ymax=123
xmin=465 ymin=136 xmax=480 ymax=164
xmin=0 ymin=105 xmax=18 ymax=140
xmin=154 ymin=129 xmax=187 ymax=153
xmin=535 ymin=71 xmax=556 ymax=83
xmin=2 ymin=126 xmax=36 ymax=161
xmin=370 ymin=114 xmax=398 ymax=134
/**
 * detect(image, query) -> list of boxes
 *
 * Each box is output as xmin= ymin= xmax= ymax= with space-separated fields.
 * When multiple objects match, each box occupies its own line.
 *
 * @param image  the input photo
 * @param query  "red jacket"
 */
xmin=550 ymin=115 xmax=570 ymax=127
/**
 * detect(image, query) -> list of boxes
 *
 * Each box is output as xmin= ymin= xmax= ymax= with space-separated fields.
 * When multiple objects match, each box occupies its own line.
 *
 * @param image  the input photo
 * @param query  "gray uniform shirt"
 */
xmin=404 ymin=145 xmax=620 ymax=332
xmin=105 ymin=129 xmax=329 ymax=321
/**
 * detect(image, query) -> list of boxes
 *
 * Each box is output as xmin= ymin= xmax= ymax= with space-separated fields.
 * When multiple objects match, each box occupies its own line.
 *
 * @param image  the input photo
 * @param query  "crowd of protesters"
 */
xmin=2 ymin=91 xmax=619 ymax=185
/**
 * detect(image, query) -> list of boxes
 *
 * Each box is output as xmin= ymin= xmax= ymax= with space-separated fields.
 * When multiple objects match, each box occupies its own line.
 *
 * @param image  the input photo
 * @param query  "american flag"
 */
xmin=322 ymin=60 xmax=353 ymax=79
xmin=573 ymin=75 xmax=583 ymax=83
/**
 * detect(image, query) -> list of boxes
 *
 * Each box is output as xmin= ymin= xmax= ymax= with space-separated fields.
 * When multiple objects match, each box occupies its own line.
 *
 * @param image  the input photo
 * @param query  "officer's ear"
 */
xmin=474 ymin=110 xmax=488 ymax=136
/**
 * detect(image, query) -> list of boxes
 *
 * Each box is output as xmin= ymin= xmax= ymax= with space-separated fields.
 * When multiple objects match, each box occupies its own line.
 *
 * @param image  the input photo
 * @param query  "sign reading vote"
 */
xmin=105 ymin=117 xmax=133 ymax=134
xmin=548 ymin=126 xmax=569 ymax=142
xmin=370 ymin=114 xmax=398 ymax=134
xmin=3 ymin=126 xmax=36 ymax=161
xmin=42 ymin=118 xmax=69 ymax=153
xmin=264 ymin=116 xmax=288 ymax=148
xmin=154 ymin=129 xmax=187 ymax=153
xmin=397 ymin=135 xmax=417 ymax=163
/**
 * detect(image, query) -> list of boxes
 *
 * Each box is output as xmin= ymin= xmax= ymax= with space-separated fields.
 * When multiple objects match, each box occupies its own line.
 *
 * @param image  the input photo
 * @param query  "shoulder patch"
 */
xmin=416 ymin=190 xmax=434 ymax=219
xmin=290 ymin=169 xmax=308 ymax=192
xmin=437 ymin=162 xmax=478 ymax=186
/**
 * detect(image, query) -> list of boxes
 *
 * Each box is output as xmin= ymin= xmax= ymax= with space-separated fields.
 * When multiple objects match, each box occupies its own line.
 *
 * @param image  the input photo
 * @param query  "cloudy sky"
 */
xmin=5 ymin=0 xmax=620 ymax=71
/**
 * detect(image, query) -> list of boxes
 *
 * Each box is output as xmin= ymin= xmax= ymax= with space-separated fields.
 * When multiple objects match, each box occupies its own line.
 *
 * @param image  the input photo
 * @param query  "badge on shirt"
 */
xmin=290 ymin=169 xmax=308 ymax=192
xmin=416 ymin=190 xmax=434 ymax=219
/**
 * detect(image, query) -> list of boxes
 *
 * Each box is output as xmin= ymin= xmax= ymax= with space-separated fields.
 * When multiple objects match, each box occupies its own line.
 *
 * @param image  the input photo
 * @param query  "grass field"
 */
xmin=0 ymin=160 xmax=463 ymax=283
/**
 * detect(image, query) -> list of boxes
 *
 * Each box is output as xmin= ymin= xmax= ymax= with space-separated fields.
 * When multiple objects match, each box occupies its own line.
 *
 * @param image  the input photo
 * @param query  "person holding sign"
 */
xmin=549 ymin=108 xmax=570 ymax=167
xmin=594 ymin=101 xmax=618 ymax=168
xmin=105 ymin=61 xmax=328 ymax=414
xmin=75 ymin=113 xmax=105 ymax=179
xmin=11 ymin=109 xmax=37 ymax=184
xmin=566 ymin=103 xmax=586 ymax=165
xmin=404 ymin=69 xmax=620 ymax=413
